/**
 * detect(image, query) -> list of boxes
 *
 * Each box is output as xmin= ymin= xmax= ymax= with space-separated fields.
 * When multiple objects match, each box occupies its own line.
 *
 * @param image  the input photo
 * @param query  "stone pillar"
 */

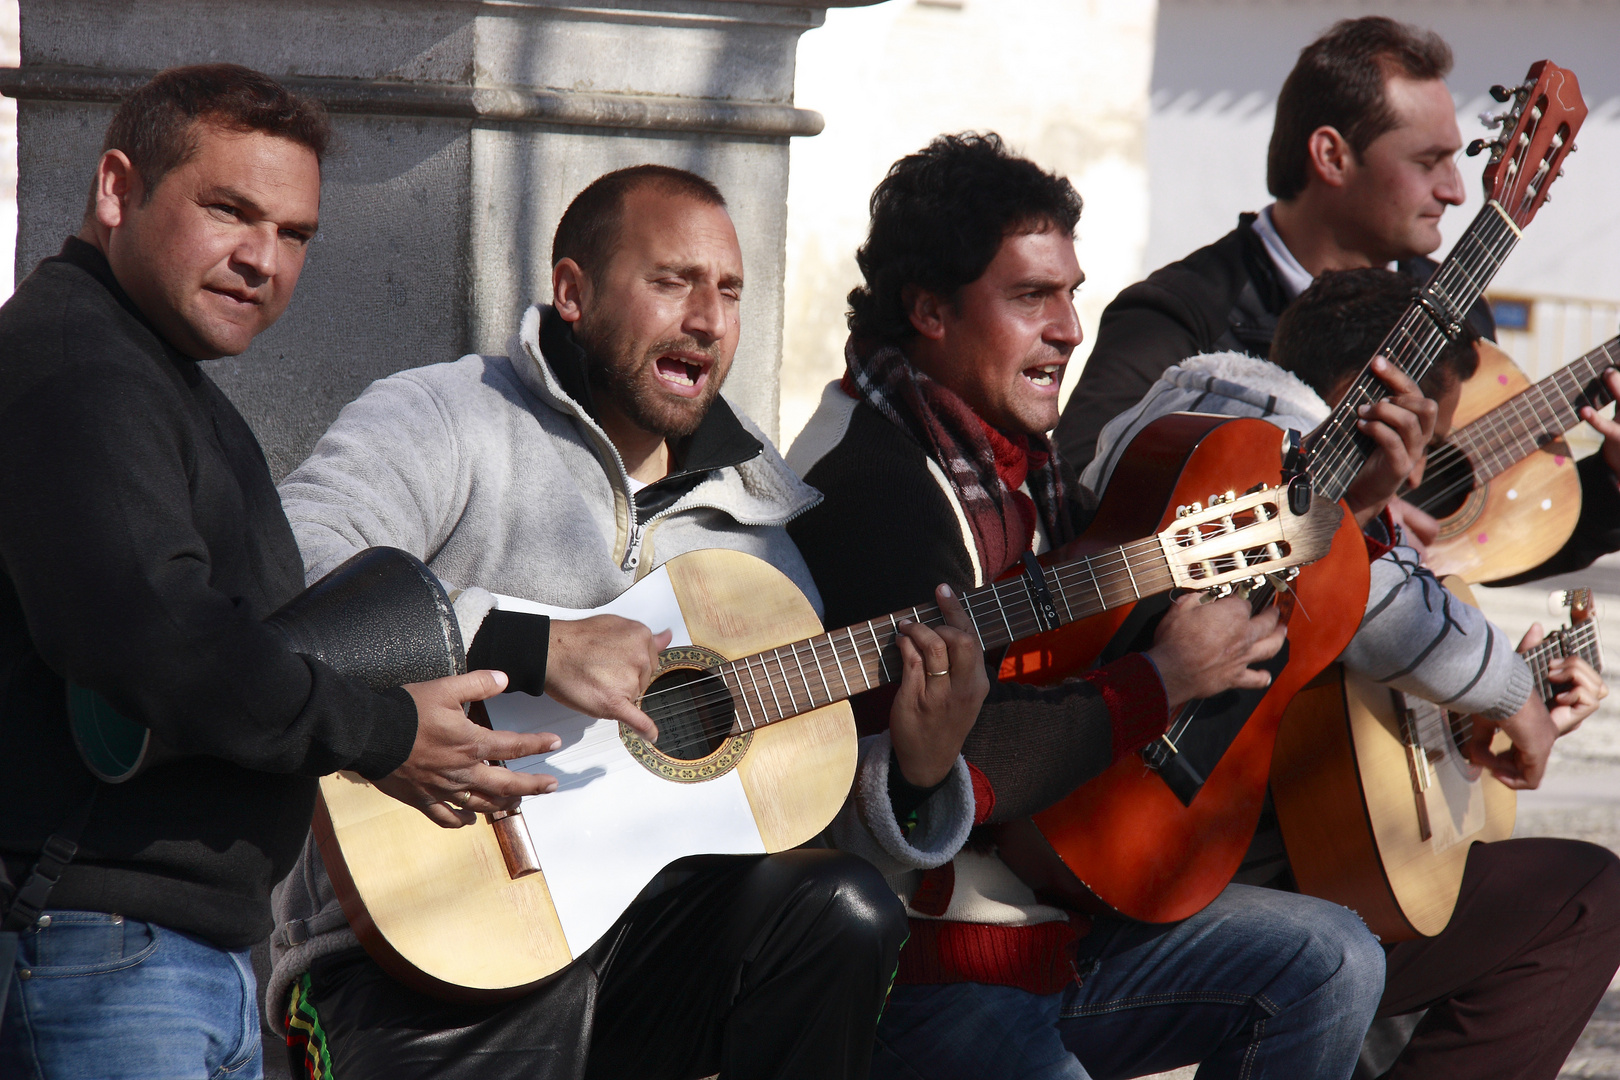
xmin=2 ymin=0 xmax=868 ymax=476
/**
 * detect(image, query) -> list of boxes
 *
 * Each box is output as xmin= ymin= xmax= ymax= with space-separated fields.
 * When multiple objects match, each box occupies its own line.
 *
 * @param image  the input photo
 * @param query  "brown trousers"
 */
xmin=1378 ymin=837 xmax=1620 ymax=1079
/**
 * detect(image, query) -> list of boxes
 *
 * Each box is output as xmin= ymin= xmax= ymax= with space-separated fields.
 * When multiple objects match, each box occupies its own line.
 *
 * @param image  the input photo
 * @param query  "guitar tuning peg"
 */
xmin=1466 ymin=138 xmax=1490 ymax=157
xmin=1490 ymin=84 xmax=1512 ymax=102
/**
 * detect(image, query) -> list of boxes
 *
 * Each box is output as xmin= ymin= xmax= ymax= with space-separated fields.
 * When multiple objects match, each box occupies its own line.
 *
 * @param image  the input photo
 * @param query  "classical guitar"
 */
xmin=314 ymin=486 xmax=1341 ymax=1000
xmin=1412 ymin=336 xmax=1617 ymax=583
xmin=1272 ymin=582 xmax=1600 ymax=942
xmin=995 ymin=60 xmax=1586 ymax=925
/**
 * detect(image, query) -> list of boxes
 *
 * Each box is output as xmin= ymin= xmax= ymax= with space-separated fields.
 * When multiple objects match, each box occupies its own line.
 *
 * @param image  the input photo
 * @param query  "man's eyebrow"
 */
xmin=1010 ymin=274 xmax=1084 ymax=292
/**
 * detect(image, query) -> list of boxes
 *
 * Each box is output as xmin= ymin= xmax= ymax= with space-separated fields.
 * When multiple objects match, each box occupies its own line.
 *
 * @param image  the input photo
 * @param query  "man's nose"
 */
xmin=231 ymin=225 xmax=279 ymax=284
xmin=684 ymin=284 xmax=728 ymax=343
xmin=1048 ymin=297 xmax=1083 ymax=352
xmin=1436 ymin=155 xmax=1467 ymax=206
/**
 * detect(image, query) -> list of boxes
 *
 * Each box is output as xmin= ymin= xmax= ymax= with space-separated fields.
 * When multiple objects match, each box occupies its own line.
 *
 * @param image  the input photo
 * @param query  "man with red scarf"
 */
xmin=786 ymin=133 xmax=1422 ymax=1079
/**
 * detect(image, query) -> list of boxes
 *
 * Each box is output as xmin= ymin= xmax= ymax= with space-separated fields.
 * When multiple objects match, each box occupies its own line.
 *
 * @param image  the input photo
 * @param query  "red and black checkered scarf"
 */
xmin=843 ymin=337 xmax=1074 ymax=579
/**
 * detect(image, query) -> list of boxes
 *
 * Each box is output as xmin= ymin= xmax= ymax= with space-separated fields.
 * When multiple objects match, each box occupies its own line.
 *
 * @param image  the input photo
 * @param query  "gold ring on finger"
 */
xmin=926 ymin=669 xmax=950 ymax=677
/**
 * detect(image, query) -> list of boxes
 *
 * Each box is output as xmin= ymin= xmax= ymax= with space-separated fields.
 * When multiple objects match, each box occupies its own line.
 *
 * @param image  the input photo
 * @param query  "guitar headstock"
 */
xmin=1470 ymin=60 xmax=1587 ymax=228
xmin=1559 ymin=587 xmax=1595 ymax=626
xmin=1160 ymin=485 xmax=1344 ymax=594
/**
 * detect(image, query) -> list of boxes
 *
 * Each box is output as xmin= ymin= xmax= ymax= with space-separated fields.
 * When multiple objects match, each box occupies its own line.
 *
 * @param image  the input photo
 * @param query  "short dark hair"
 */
xmin=1268 ymin=17 xmax=1452 ymax=200
xmin=1270 ymin=267 xmax=1478 ymax=402
xmin=551 ymin=165 xmax=727 ymax=278
xmin=846 ymin=132 xmax=1083 ymax=346
xmin=88 ymin=64 xmax=331 ymax=214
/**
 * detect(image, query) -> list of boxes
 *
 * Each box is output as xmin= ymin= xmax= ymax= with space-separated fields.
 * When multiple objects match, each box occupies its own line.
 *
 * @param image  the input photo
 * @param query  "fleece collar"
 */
xmin=505 ymin=304 xmax=820 ymax=526
xmin=1166 ymin=350 xmax=1331 ymax=428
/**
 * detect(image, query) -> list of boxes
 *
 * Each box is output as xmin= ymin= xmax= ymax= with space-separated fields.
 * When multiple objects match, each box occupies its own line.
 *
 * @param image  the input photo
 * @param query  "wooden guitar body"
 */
xmin=1424 ymin=342 xmax=1582 ymax=583
xmin=996 ymin=414 xmax=1370 ymax=923
xmin=1271 ymin=581 xmax=1515 ymax=942
xmin=315 ymin=549 xmax=857 ymax=1000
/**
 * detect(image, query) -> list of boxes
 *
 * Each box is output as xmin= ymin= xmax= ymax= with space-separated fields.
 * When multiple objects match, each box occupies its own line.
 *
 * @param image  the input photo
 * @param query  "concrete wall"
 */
xmin=1147 ymin=0 xmax=1620 ymax=312
xmin=780 ymin=0 xmax=1159 ymax=444
xmin=5 ymin=0 xmax=864 ymax=476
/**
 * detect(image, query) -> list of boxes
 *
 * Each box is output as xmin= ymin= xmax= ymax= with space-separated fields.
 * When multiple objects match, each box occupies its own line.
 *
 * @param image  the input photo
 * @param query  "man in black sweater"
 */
xmin=0 ymin=65 xmax=661 ymax=1080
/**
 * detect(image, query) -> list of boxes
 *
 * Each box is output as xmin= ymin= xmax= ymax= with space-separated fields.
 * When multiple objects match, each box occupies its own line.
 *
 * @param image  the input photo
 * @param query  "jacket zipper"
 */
xmin=621 ymin=521 xmax=647 ymax=571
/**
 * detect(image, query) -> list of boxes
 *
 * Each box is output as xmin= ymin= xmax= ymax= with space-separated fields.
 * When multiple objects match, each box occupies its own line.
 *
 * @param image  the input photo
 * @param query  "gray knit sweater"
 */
xmin=1084 ymin=350 xmax=1533 ymax=720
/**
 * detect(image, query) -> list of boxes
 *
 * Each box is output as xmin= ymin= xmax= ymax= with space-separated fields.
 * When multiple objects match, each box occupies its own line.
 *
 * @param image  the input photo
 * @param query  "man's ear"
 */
xmin=552 ymin=258 xmax=591 ymax=324
xmin=904 ymin=284 xmax=948 ymax=342
xmin=91 ymin=150 xmax=141 ymax=231
xmin=1304 ymin=126 xmax=1354 ymax=190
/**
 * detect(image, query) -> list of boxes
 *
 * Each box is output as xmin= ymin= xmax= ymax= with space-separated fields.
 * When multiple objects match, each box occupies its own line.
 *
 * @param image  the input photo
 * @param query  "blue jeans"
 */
xmin=0 ymin=910 xmax=262 ymax=1080
xmin=873 ymin=885 xmax=1384 ymax=1080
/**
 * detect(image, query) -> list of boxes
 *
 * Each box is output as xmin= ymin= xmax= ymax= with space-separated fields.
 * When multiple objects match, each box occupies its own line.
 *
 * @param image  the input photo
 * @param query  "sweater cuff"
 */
xmin=1091 ymin=652 xmax=1171 ymax=762
xmin=888 ymin=746 xmax=953 ymax=821
xmin=467 ymin=610 xmax=551 ymax=696
xmin=351 ymin=686 xmax=419 ymax=781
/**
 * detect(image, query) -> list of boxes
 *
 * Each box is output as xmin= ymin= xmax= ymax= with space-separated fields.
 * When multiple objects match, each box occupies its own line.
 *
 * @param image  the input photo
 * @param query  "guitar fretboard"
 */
xmin=715 ymin=542 xmax=1175 ymax=731
xmin=1305 ymin=201 xmax=1522 ymax=503
xmin=1448 ymin=336 xmax=1620 ymax=482
xmin=1525 ymin=618 xmax=1603 ymax=704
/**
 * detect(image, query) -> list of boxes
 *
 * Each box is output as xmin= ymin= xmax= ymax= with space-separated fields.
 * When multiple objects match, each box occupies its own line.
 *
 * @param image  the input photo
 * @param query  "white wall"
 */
xmin=782 ymin=0 xmax=1159 ymax=444
xmin=1147 ymin=0 xmax=1620 ymax=309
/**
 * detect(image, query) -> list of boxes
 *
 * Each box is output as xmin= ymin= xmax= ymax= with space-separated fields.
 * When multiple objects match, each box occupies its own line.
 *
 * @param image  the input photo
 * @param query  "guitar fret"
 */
xmin=789 ymin=644 xmax=816 ymax=711
xmin=847 ymin=626 xmax=873 ymax=689
xmin=741 ymin=657 xmax=772 ymax=724
xmin=726 ymin=665 xmax=760 ymax=730
xmin=773 ymin=648 xmax=800 ymax=716
xmin=868 ymin=622 xmax=891 ymax=682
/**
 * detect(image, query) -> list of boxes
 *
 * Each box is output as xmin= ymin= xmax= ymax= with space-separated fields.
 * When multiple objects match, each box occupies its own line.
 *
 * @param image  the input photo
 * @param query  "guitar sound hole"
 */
xmin=1406 ymin=449 xmax=1475 ymax=519
xmin=643 ymin=667 xmax=738 ymax=762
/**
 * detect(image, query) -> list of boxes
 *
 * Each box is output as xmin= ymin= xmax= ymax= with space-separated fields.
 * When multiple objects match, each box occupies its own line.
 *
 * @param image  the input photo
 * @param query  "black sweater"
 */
xmin=0 ymin=240 xmax=419 ymax=950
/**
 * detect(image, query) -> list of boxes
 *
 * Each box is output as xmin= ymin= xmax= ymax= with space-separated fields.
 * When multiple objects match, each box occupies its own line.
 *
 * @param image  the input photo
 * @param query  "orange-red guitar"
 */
xmin=996 ymin=60 xmax=1587 ymax=924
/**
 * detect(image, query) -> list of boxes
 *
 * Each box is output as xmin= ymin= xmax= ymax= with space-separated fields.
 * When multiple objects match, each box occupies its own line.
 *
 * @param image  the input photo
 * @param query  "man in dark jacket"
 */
xmin=0 ymin=65 xmax=660 ymax=1080
xmin=1056 ymin=14 xmax=1620 ymax=583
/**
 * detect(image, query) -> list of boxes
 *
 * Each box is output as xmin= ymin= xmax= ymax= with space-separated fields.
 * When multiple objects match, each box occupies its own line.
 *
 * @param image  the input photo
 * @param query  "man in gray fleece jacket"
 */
xmin=268 ymin=167 xmax=988 ymax=1080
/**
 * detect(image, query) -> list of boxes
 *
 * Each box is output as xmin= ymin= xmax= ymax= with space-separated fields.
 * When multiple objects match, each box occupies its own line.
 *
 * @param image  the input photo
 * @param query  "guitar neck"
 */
xmin=1523 ymin=619 xmax=1603 ymax=704
xmin=1304 ymin=201 xmax=1522 ymax=503
xmin=716 ymin=541 xmax=1174 ymax=731
xmin=1451 ymin=336 xmax=1620 ymax=483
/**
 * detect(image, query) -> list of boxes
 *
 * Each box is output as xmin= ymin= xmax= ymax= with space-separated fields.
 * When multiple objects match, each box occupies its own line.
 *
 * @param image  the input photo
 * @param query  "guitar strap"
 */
xmin=0 ymin=786 xmax=99 ymax=1032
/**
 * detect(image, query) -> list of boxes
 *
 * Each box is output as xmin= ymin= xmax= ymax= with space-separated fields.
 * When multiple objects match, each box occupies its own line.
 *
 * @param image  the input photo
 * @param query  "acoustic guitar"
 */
xmin=315 ymin=485 xmax=1341 ymax=1000
xmin=995 ymin=60 xmax=1586 ymax=925
xmin=1272 ymin=581 xmax=1600 ymax=942
xmin=1412 ymin=335 xmax=1617 ymax=583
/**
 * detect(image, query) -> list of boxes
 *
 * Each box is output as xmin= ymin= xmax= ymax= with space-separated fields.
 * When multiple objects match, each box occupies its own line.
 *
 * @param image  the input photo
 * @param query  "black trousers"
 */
xmin=1379 ymin=837 xmax=1620 ymax=1080
xmin=298 ymin=849 xmax=907 ymax=1080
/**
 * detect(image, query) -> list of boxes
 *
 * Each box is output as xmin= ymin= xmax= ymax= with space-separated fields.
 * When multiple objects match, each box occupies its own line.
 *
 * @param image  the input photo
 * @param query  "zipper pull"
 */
xmin=622 ymin=522 xmax=646 ymax=571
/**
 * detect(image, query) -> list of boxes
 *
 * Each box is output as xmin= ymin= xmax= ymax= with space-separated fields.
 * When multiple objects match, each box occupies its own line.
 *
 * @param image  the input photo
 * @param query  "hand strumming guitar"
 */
xmin=546 ymin=614 xmax=673 ymax=740
xmin=1342 ymin=357 xmax=1438 ymax=527
xmin=1146 ymin=593 xmax=1287 ymax=713
xmin=889 ymin=584 xmax=990 ymax=788
xmin=1462 ymin=690 xmax=1557 ymax=791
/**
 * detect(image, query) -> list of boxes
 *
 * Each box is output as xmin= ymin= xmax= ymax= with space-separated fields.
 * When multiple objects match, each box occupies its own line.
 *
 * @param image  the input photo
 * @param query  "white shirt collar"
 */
xmin=1251 ymin=203 xmax=1315 ymax=300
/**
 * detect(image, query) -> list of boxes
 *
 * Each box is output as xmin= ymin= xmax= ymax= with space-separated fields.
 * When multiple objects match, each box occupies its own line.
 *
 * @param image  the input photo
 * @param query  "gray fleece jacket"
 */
xmin=264 ymin=304 xmax=973 ymax=1029
xmin=1083 ymin=351 xmax=1533 ymax=721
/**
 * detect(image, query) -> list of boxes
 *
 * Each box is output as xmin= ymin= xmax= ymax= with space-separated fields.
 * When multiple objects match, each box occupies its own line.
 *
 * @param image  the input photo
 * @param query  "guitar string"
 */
xmin=1308 ymin=209 xmax=1521 ymax=502
xmin=1407 ymin=339 xmax=1619 ymax=513
xmin=636 ymin=514 xmax=1291 ymax=744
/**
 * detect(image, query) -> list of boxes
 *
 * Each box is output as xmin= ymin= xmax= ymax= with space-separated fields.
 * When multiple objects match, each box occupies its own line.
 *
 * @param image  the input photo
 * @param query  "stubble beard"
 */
xmin=577 ymin=313 xmax=724 ymax=440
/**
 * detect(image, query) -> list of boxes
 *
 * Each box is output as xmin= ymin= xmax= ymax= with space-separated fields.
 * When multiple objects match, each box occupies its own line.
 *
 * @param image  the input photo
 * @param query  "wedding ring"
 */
xmin=453 ymin=790 xmax=472 ymax=807
xmin=926 ymin=669 xmax=950 ymax=677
